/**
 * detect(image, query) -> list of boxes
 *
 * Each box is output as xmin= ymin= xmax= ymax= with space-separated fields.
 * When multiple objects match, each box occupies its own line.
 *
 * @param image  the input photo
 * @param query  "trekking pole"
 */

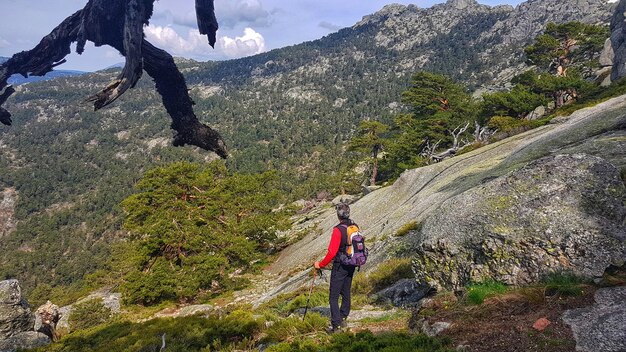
xmin=302 ymin=268 xmax=319 ymax=321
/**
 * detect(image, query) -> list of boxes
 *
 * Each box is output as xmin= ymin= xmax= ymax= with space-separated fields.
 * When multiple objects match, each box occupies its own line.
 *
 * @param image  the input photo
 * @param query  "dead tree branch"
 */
xmin=430 ymin=122 xmax=471 ymax=162
xmin=473 ymin=121 xmax=496 ymax=143
xmin=0 ymin=0 xmax=227 ymax=158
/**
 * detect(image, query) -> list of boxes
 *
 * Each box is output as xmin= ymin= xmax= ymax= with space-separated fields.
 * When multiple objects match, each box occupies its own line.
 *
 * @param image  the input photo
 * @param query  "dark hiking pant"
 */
xmin=329 ymin=263 xmax=356 ymax=328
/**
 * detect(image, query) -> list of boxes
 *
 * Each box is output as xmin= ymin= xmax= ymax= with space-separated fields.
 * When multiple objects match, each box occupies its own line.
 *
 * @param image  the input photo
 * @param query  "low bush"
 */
xmin=465 ymin=281 xmax=508 ymax=305
xmin=68 ymin=298 xmax=112 ymax=332
xmin=487 ymin=116 xmax=532 ymax=134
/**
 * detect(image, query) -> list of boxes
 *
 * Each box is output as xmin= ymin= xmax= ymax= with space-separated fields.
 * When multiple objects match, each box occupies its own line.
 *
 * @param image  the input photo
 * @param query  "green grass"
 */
xmin=259 ymin=286 xmax=329 ymax=315
xmin=266 ymin=330 xmax=454 ymax=352
xmin=34 ymin=310 xmax=262 ymax=352
xmin=353 ymin=258 xmax=414 ymax=295
xmin=465 ymin=281 xmax=508 ymax=305
xmin=543 ymin=272 xmax=586 ymax=297
xmin=358 ymin=310 xmax=411 ymax=324
xmin=263 ymin=313 xmax=328 ymax=343
xmin=395 ymin=222 xmax=421 ymax=237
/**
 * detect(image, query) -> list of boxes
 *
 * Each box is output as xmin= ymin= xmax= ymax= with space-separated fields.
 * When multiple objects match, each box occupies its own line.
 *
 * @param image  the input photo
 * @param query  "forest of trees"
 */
xmin=350 ymin=22 xmax=612 ymax=183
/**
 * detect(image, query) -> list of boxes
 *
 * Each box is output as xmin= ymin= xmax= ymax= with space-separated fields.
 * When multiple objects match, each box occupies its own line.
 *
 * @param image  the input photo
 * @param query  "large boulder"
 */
xmin=0 ymin=280 xmax=33 ymax=340
xmin=0 ymin=332 xmax=50 ymax=352
xmin=611 ymin=0 xmax=626 ymax=80
xmin=563 ymin=286 xmax=626 ymax=352
xmin=413 ymin=154 xmax=626 ymax=291
xmin=0 ymin=280 xmax=50 ymax=352
xmin=373 ymin=279 xmax=432 ymax=307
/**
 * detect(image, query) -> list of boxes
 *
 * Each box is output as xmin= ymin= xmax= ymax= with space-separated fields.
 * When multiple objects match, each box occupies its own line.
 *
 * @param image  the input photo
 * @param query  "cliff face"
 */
xmin=260 ymin=94 xmax=626 ymax=303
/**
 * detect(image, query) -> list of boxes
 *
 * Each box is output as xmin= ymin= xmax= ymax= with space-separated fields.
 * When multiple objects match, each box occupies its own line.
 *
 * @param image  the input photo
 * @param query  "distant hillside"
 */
xmin=0 ymin=0 xmax=616 ymax=294
xmin=1 ymin=56 xmax=85 ymax=84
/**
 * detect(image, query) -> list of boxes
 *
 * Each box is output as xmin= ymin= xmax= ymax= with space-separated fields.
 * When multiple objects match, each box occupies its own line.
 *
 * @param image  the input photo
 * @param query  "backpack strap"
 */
xmin=335 ymin=224 xmax=349 ymax=262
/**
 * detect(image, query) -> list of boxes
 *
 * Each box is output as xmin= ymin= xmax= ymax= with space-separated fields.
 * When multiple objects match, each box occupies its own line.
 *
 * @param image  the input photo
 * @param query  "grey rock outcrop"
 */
xmin=0 ymin=332 xmax=50 ymax=352
xmin=600 ymin=38 xmax=615 ymax=67
xmin=611 ymin=0 xmax=626 ymax=80
xmin=414 ymin=154 xmax=626 ymax=291
xmin=0 ymin=280 xmax=50 ymax=352
xmin=374 ymin=279 xmax=432 ymax=307
xmin=0 ymin=280 xmax=32 ymax=340
xmin=563 ymin=286 xmax=626 ymax=352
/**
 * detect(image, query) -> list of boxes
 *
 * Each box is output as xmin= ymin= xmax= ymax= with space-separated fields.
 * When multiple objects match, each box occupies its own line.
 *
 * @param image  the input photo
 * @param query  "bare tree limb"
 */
xmin=423 ymin=122 xmax=472 ymax=163
xmin=86 ymin=0 xmax=145 ymax=109
xmin=0 ymin=0 xmax=227 ymax=157
xmin=196 ymin=0 xmax=219 ymax=47
xmin=473 ymin=121 xmax=496 ymax=143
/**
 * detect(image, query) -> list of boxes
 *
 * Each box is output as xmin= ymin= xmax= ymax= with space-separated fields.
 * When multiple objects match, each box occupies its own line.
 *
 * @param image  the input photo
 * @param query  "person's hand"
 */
xmin=314 ymin=261 xmax=321 ymax=269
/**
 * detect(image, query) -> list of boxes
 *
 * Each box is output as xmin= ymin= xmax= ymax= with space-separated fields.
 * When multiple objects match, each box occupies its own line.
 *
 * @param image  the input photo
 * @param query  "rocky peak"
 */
xmin=445 ymin=0 xmax=478 ymax=10
xmin=355 ymin=3 xmax=409 ymax=27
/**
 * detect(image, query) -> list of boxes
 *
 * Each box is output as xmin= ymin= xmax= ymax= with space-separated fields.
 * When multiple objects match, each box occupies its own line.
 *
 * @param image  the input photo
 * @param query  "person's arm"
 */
xmin=316 ymin=227 xmax=342 ymax=268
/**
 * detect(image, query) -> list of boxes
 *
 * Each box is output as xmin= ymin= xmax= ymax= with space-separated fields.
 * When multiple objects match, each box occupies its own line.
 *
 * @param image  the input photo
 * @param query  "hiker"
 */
xmin=314 ymin=202 xmax=359 ymax=333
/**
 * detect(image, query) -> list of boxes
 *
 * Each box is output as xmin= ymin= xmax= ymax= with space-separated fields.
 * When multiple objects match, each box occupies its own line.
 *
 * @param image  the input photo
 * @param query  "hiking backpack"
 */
xmin=338 ymin=224 xmax=368 ymax=267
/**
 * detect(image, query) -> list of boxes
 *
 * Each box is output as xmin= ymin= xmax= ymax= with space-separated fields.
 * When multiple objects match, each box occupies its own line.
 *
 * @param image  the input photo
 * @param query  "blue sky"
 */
xmin=0 ymin=0 xmax=523 ymax=71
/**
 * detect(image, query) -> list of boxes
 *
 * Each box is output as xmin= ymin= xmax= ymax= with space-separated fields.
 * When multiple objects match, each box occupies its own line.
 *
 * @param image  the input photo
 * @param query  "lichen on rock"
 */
xmin=413 ymin=154 xmax=626 ymax=291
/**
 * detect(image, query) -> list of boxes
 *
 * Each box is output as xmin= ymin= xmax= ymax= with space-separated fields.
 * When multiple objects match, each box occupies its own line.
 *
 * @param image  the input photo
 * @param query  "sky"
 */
xmin=0 ymin=0 xmax=524 ymax=72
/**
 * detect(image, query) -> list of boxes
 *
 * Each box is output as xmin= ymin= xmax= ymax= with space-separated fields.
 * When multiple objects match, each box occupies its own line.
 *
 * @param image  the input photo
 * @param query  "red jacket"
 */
xmin=319 ymin=226 xmax=342 ymax=268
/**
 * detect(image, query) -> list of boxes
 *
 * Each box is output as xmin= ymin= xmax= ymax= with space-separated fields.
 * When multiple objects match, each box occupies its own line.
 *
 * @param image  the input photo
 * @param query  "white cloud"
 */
xmin=219 ymin=28 xmax=266 ymax=58
xmin=145 ymin=25 xmax=211 ymax=56
xmin=0 ymin=36 xmax=10 ymax=49
xmin=215 ymin=0 xmax=271 ymax=29
xmin=144 ymin=25 xmax=265 ymax=59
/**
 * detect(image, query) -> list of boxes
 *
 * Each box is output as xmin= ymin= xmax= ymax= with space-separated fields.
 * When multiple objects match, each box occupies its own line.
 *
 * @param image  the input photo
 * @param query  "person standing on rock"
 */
xmin=314 ymin=202 xmax=358 ymax=333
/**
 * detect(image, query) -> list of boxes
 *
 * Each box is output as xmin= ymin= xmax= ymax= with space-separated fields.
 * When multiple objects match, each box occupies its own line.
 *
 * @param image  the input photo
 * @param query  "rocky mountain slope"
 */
xmin=0 ymin=0 xmax=617 ymax=294
xmin=257 ymin=92 xmax=626 ymax=304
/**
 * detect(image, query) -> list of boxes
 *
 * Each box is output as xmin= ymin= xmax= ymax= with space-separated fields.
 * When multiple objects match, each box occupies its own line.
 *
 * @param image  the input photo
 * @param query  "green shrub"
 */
xmin=38 ymin=310 xmax=262 ymax=352
xmin=395 ymin=222 xmax=421 ymax=237
xmin=118 ymin=161 xmax=290 ymax=305
xmin=543 ymin=272 xmax=586 ymax=297
xmin=457 ymin=142 xmax=486 ymax=156
xmin=354 ymin=258 xmax=414 ymax=295
xmin=269 ymin=330 xmax=454 ymax=352
xmin=68 ymin=298 xmax=112 ymax=332
xmin=465 ymin=281 xmax=508 ymax=305
xmin=487 ymin=116 xmax=532 ymax=134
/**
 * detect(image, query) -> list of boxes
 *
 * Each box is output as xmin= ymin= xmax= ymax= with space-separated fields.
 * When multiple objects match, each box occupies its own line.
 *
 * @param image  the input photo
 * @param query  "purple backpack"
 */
xmin=338 ymin=224 xmax=368 ymax=267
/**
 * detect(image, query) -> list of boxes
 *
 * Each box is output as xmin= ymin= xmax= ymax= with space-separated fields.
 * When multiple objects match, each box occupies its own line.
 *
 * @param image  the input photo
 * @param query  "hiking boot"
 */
xmin=340 ymin=317 xmax=348 ymax=328
xmin=325 ymin=325 xmax=340 ymax=334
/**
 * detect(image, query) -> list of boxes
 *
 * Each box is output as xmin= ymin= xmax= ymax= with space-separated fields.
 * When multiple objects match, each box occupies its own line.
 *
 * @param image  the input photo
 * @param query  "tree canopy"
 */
xmin=118 ymin=161 xmax=289 ymax=304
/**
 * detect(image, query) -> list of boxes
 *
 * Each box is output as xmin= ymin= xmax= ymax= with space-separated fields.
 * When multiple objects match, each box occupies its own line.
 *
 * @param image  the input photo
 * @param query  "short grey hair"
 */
xmin=336 ymin=203 xmax=350 ymax=220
